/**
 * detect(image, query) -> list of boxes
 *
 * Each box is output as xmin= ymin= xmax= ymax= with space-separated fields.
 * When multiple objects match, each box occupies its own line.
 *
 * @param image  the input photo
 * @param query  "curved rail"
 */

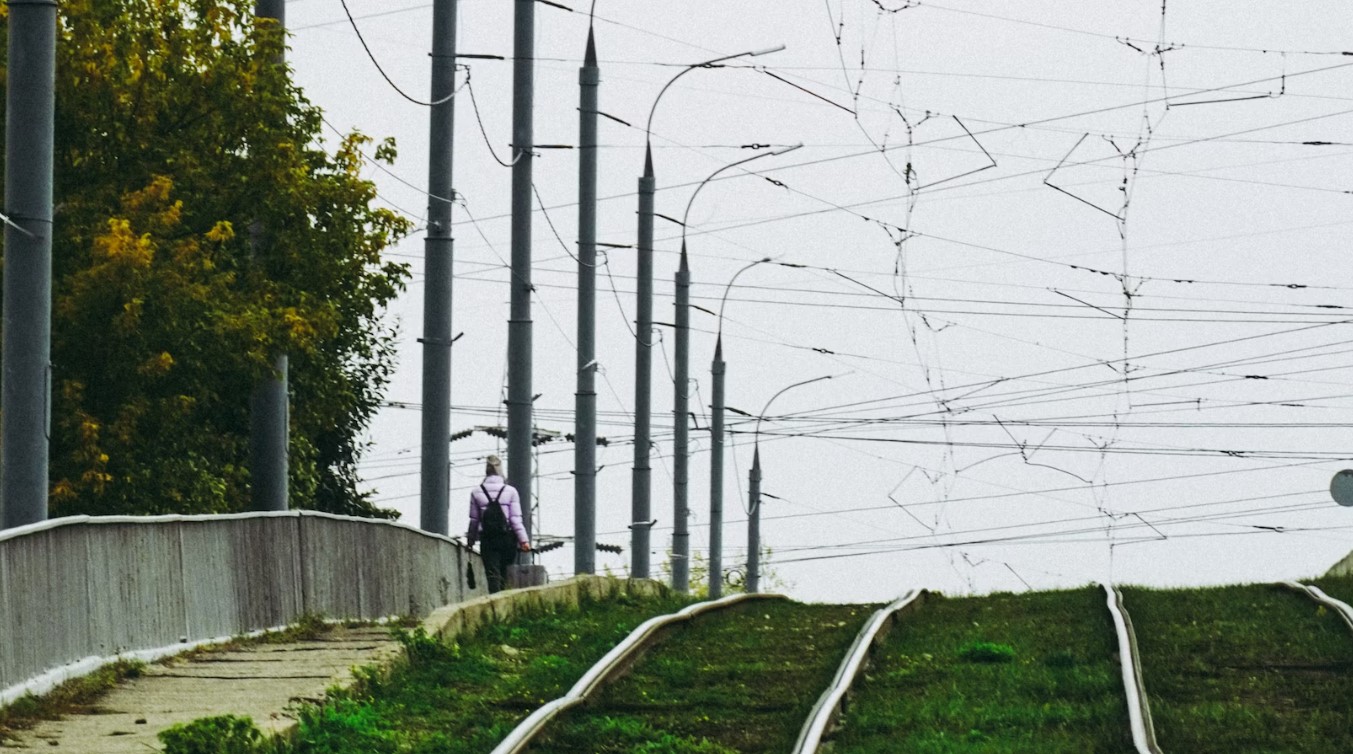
xmin=1103 ymin=584 xmax=1164 ymax=754
xmin=490 ymin=592 xmax=785 ymax=754
xmin=1279 ymin=581 xmax=1353 ymax=633
xmin=790 ymin=589 xmax=925 ymax=753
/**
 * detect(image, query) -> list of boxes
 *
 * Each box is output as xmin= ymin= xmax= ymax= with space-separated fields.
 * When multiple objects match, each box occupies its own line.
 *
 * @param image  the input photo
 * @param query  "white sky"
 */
xmin=284 ymin=0 xmax=1353 ymax=602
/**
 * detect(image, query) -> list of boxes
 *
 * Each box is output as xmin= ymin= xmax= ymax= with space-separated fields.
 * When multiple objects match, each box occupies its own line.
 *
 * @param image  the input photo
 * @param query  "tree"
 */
xmin=0 ymin=0 xmax=411 ymax=516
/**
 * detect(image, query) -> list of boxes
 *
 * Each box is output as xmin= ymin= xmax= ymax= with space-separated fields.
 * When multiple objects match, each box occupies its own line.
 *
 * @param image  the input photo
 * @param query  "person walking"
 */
xmin=467 ymin=455 xmax=531 ymax=593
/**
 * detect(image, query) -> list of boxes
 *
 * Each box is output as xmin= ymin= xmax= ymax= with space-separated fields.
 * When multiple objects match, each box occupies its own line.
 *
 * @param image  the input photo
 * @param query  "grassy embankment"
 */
xmin=531 ymin=599 xmax=874 ymax=754
xmin=1124 ymin=582 xmax=1353 ymax=753
xmin=1310 ymin=572 xmax=1353 ymax=609
xmin=280 ymin=591 xmax=695 ymax=754
xmin=830 ymin=587 xmax=1135 ymax=754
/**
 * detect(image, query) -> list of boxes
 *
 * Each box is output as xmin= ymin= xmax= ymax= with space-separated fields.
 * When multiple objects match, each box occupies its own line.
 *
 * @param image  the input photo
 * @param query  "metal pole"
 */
xmin=418 ymin=0 xmax=458 ymax=535
xmin=631 ymin=148 xmax=654 ymax=578
xmin=747 ymin=446 xmax=761 ymax=593
xmin=635 ymin=44 xmax=782 ymax=585
xmin=507 ymin=0 xmax=535 ymax=535
xmin=672 ymin=245 xmax=690 ymax=592
xmin=574 ymin=29 xmax=598 ymax=574
xmin=248 ymin=0 xmax=289 ymax=513
xmin=672 ymin=145 xmax=796 ymax=588
xmin=1 ymin=0 xmax=57 ymax=528
xmin=744 ymin=373 xmax=834 ymax=593
xmin=709 ymin=338 xmax=725 ymax=598
xmin=256 ymin=0 xmax=283 ymax=24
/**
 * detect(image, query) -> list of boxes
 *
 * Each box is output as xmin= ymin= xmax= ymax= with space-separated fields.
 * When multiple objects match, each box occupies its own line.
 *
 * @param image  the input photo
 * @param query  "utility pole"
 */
xmin=631 ymin=148 xmax=655 ymax=579
xmin=709 ymin=339 xmax=725 ymax=598
xmin=574 ymin=28 xmax=599 ymax=574
xmin=506 ymin=0 xmax=536 ymax=536
xmin=673 ymin=146 xmax=795 ymax=592
xmin=419 ymin=0 xmax=457 ymax=535
xmin=249 ymin=0 xmax=289 ymax=513
xmin=745 ymin=374 xmax=833 ymax=593
xmin=1 ymin=0 xmax=57 ymax=529
xmin=672 ymin=250 xmax=690 ymax=592
xmin=747 ymin=447 xmax=761 ymax=593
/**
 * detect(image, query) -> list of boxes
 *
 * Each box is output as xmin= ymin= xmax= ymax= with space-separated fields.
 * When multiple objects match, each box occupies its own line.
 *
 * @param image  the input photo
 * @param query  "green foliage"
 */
xmin=956 ymin=640 xmax=1017 ymax=663
xmin=663 ymin=546 xmax=791 ymax=599
xmin=393 ymin=626 xmax=457 ymax=666
xmin=158 ymin=715 xmax=267 ymax=754
xmin=559 ymin=716 xmax=738 ymax=754
xmin=294 ymin=700 xmax=400 ymax=754
xmin=0 ymin=0 xmax=411 ymax=516
xmin=0 ymin=659 xmax=144 ymax=741
xmin=282 ymin=590 xmax=695 ymax=754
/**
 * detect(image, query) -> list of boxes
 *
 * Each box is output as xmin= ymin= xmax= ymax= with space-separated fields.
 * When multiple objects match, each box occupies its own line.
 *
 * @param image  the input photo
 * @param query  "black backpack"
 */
xmin=479 ymin=485 xmax=513 ymax=544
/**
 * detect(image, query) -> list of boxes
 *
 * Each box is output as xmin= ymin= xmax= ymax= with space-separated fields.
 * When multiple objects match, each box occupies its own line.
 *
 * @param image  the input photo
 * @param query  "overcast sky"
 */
xmin=284 ymin=0 xmax=1353 ymax=601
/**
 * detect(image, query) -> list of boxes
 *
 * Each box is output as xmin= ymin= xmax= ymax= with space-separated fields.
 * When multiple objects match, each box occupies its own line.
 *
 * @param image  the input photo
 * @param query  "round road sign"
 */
xmin=1331 ymin=470 xmax=1353 ymax=507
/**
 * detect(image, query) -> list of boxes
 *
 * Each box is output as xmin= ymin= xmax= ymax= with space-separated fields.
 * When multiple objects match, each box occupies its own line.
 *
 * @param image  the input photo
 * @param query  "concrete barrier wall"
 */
xmin=0 ymin=512 xmax=483 ymax=704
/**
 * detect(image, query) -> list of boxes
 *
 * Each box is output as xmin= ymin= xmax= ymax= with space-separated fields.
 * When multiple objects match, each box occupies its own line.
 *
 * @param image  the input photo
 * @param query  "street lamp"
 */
xmin=630 ymin=44 xmax=783 ymax=580
xmin=671 ymin=147 xmax=800 ymax=594
xmin=741 ymin=374 xmax=836 ymax=593
xmin=706 ymin=257 xmax=772 ymax=598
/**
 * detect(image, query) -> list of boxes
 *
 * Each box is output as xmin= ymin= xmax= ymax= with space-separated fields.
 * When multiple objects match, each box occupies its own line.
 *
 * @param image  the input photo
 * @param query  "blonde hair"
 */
xmin=485 ymin=455 xmax=504 ymax=477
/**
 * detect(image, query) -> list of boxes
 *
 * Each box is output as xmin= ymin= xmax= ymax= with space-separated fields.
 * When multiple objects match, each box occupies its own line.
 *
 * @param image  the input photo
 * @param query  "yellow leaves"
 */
xmin=137 ymin=351 xmax=175 ymax=378
xmin=206 ymin=220 xmax=235 ymax=242
xmin=95 ymin=218 xmax=155 ymax=268
xmin=79 ymin=419 xmax=101 ymax=444
xmin=51 ymin=480 xmax=77 ymax=503
xmin=282 ymin=307 xmax=318 ymax=349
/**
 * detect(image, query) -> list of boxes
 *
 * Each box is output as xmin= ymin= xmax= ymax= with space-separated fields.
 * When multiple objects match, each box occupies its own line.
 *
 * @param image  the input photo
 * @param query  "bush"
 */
xmin=956 ymin=641 xmax=1017 ymax=663
xmin=159 ymin=715 xmax=265 ymax=754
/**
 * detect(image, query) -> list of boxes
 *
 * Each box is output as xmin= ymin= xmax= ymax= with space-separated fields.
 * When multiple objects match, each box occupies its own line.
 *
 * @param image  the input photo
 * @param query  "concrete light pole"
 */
xmin=418 ymin=0 xmax=458 ymax=535
xmin=249 ymin=0 xmax=289 ymax=514
xmin=707 ymin=257 xmax=768 ymax=597
xmin=575 ymin=27 xmax=599 ymax=574
xmin=506 ymin=0 xmax=536 ymax=536
xmin=632 ymin=44 xmax=783 ymax=580
xmin=1 ymin=0 xmax=57 ymax=528
xmin=672 ymin=145 xmax=799 ymax=593
xmin=743 ymin=374 xmax=835 ymax=593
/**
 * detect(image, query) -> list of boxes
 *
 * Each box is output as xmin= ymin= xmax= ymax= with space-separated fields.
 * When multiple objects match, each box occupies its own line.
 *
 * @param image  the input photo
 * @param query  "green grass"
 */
xmin=1310 ymin=573 xmax=1353 ymax=611
xmin=534 ymin=599 xmax=873 ymax=753
xmin=281 ymin=590 xmax=696 ymax=754
xmin=1124 ymin=582 xmax=1353 ymax=753
xmin=0 ymin=659 xmax=146 ymax=742
xmin=831 ymin=587 xmax=1134 ymax=754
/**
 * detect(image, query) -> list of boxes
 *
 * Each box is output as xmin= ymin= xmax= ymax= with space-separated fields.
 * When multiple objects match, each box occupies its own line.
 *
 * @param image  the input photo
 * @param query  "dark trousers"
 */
xmin=482 ymin=539 xmax=517 ymax=593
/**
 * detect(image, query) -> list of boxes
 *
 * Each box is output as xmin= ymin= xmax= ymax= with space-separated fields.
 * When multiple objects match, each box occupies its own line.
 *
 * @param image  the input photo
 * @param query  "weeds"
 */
xmin=0 ymin=658 xmax=145 ymax=742
xmin=956 ymin=640 xmax=1017 ymax=663
xmin=159 ymin=714 xmax=273 ymax=754
xmin=279 ymin=591 xmax=696 ymax=754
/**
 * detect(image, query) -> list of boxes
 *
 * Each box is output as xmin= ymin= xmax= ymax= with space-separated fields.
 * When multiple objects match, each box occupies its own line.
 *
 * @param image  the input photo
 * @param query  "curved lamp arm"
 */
xmin=754 ymin=374 xmax=836 ymax=450
xmin=681 ymin=144 xmax=802 ymax=249
xmin=645 ymin=45 xmax=786 ymax=145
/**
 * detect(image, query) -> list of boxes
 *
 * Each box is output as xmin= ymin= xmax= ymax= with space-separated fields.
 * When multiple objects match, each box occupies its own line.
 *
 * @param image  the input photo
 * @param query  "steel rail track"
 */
xmin=1278 ymin=581 xmax=1353 ymax=633
xmin=1104 ymin=583 xmax=1165 ymax=754
xmin=789 ymin=588 xmax=926 ymax=753
xmin=489 ymin=591 xmax=785 ymax=754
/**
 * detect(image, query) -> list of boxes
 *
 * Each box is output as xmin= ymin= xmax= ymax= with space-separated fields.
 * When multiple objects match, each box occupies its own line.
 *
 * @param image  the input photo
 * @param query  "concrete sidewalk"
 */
xmin=0 ymin=576 xmax=659 ymax=752
xmin=0 ymin=625 xmax=400 ymax=752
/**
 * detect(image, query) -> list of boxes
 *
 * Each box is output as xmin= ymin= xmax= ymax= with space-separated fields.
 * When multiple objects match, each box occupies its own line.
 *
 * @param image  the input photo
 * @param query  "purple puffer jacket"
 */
xmin=467 ymin=475 xmax=529 ymax=547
